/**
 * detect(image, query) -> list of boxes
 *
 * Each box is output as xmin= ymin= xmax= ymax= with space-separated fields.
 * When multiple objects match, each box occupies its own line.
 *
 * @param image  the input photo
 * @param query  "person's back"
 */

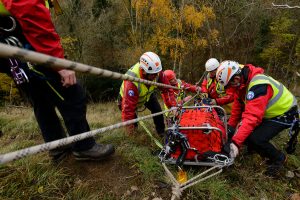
xmin=118 ymin=52 xmax=177 ymax=136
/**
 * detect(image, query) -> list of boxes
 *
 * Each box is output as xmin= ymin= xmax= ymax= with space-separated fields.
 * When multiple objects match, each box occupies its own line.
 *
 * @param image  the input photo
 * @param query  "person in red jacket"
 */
xmin=216 ymin=60 xmax=299 ymax=177
xmin=0 ymin=0 xmax=115 ymax=161
xmin=118 ymin=52 xmax=177 ymax=136
xmin=201 ymin=58 xmax=235 ymax=114
xmin=163 ymin=70 xmax=201 ymax=105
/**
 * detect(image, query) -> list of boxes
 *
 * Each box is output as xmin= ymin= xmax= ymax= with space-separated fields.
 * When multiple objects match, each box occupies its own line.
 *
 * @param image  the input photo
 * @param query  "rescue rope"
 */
xmin=162 ymin=163 xmax=224 ymax=200
xmin=0 ymin=43 xmax=179 ymax=90
xmin=0 ymin=107 xmax=177 ymax=164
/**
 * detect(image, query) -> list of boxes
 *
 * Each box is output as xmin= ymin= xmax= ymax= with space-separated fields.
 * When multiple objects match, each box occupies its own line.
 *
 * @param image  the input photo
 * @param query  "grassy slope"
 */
xmin=0 ymin=102 xmax=299 ymax=200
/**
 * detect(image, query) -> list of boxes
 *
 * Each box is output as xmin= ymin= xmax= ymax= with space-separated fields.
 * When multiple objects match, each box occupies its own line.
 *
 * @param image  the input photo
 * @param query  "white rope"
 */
xmin=272 ymin=2 xmax=300 ymax=9
xmin=0 ymin=43 xmax=179 ymax=90
xmin=0 ymin=107 xmax=177 ymax=164
xmin=163 ymin=164 xmax=224 ymax=200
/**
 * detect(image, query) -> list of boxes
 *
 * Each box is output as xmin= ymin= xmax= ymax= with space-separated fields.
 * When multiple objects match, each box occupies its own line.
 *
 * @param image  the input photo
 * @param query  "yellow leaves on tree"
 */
xmin=208 ymin=29 xmax=219 ymax=44
xmin=183 ymin=5 xmax=205 ymax=29
xmin=150 ymin=0 xmax=173 ymax=24
xmin=0 ymin=73 xmax=21 ymax=103
xmin=126 ymin=1 xmax=218 ymax=72
xmin=61 ymin=36 xmax=79 ymax=58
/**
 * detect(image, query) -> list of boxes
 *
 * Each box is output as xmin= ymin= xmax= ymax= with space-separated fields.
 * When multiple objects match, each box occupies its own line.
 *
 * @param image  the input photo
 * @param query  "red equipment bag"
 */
xmin=171 ymin=108 xmax=226 ymax=161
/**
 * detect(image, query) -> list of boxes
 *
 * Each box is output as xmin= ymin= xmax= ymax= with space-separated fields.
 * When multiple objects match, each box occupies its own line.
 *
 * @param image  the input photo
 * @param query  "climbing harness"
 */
xmin=0 ymin=16 xmax=16 ymax=32
xmin=3 ymin=36 xmax=29 ymax=85
xmin=268 ymin=106 xmax=299 ymax=154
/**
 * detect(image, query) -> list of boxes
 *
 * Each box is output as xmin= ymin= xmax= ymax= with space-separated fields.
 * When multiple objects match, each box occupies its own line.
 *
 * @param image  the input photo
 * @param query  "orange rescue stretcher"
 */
xmin=159 ymin=105 xmax=234 ymax=200
xmin=160 ymin=105 xmax=232 ymax=167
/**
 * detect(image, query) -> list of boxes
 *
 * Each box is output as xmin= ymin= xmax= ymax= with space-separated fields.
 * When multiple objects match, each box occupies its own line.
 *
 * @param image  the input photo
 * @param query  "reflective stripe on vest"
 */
xmin=163 ymin=80 xmax=182 ymax=113
xmin=176 ymin=79 xmax=184 ymax=100
xmin=0 ymin=1 xmax=10 ymax=15
xmin=247 ymin=74 xmax=297 ymax=118
xmin=119 ymin=63 xmax=158 ymax=107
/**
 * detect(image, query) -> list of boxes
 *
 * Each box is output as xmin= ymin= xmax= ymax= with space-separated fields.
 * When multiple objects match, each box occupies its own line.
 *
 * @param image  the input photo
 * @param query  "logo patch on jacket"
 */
xmin=247 ymin=84 xmax=268 ymax=100
xmin=246 ymin=91 xmax=255 ymax=100
xmin=128 ymin=90 xmax=135 ymax=97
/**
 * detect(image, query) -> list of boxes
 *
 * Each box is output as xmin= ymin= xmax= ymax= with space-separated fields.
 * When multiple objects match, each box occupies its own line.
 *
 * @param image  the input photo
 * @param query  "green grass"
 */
xmin=0 ymin=103 xmax=299 ymax=199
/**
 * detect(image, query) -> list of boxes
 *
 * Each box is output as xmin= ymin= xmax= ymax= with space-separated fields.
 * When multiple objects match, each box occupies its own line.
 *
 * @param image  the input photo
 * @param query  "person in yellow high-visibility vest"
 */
xmin=216 ymin=60 xmax=299 ymax=177
xmin=0 ymin=0 xmax=115 ymax=161
xmin=118 ymin=52 xmax=177 ymax=136
xmin=201 ymin=58 xmax=235 ymax=114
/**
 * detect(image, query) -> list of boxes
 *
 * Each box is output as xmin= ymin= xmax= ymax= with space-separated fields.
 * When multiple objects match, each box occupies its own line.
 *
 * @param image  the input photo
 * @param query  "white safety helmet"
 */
xmin=205 ymin=58 xmax=220 ymax=72
xmin=216 ymin=60 xmax=240 ymax=86
xmin=140 ymin=52 xmax=162 ymax=74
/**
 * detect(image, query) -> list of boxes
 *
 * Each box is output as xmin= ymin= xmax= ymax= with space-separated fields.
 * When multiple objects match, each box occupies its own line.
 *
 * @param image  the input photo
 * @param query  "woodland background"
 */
xmin=0 ymin=0 xmax=299 ymax=104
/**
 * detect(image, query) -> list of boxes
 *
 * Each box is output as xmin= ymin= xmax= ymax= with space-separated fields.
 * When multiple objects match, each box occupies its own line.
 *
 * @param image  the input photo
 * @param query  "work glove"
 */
xmin=223 ymin=142 xmax=239 ymax=159
xmin=229 ymin=143 xmax=239 ymax=158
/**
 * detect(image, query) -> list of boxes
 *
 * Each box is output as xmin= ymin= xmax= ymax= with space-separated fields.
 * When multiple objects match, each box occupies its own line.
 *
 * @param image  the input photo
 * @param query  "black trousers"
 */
xmin=144 ymin=94 xmax=165 ymax=135
xmin=246 ymin=106 xmax=298 ymax=162
xmin=0 ymin=27 xmax=95 ymax=152
xmin=23 ymin=70 xmax=95 ymax=152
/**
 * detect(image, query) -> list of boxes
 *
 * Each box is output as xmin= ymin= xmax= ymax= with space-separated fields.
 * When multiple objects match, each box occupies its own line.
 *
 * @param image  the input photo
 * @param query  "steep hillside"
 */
xmin=0 ymin=102 xmax=299 ymax=199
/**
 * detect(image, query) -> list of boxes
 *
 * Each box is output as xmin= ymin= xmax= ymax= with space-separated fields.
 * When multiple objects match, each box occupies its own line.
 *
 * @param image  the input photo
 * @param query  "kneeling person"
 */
xmin=119 ymin=52 xmax=176 ymax=136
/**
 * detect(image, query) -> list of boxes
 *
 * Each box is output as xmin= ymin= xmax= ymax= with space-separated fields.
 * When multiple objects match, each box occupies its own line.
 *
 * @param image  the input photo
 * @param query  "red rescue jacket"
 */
xmin=201 ymin=76 xmax=235 ymax=105
xmin=228 ymin=64 xmax=275 ymax=147
xmin=121 ymin=70 xmax=176 ymax=121
xmin=2 ymin=0 xmax=64 ymax=58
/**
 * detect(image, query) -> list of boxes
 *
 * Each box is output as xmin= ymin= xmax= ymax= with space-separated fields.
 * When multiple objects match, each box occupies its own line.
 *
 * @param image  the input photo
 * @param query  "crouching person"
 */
xmin=217 ymin=60 xmax=299 ymax=177
xmin=118 ymin=52 xmax=177 ymax=136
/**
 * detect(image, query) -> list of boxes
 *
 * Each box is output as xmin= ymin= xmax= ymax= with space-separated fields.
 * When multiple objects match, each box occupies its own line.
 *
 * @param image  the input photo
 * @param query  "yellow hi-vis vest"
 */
xmin=247 ymin=74 xmax=297 ymax=119
xmin=206 ymin=74 xmax=225 ymax=95
xmin=0 ymin=1 xmax=10 ymax=15
xmin=119 ymin=63 xmax=158 ymax=108
xmin=163 ymin=79 xmax=182 ymax=113
xmin=206 ymin=74 xmax=233 ymax=114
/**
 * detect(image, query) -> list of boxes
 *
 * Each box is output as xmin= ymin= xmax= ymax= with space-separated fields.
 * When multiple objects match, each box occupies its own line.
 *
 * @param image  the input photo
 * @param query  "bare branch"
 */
xmin=272 ymin=2 xmax=300 ymax=9
xmin=228 ymin=7 xmax=252 ymax=40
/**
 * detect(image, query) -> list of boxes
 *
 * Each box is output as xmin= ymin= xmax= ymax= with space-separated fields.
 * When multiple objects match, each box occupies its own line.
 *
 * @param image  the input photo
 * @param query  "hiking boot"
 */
xmin=49 ymin=146 xmax=72 ymax=162
xmin=264 ymin=153 xmax=287 ymax=178
xmin=73 ymin=143 xmax=115 ymax=161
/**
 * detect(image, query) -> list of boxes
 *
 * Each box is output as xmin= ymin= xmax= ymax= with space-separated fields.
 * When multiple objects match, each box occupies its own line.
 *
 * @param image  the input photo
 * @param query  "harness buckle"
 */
xmin=9 ymin=58 xmax=29 ymax=85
